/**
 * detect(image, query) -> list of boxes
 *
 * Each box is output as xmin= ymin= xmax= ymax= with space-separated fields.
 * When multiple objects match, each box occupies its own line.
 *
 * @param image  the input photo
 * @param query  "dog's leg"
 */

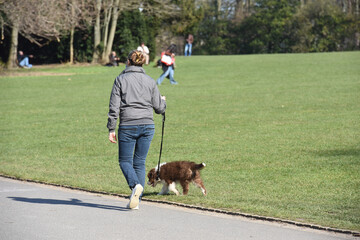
xmin=180 ymin=180 xmax=190 ymax=195
xmin=158 ymin=183 xmax=169 ymax=195
xmin=193 ymin=177 xmax=207 ymax=196
xmin=168 ymin=182 xmax=180 ymax=196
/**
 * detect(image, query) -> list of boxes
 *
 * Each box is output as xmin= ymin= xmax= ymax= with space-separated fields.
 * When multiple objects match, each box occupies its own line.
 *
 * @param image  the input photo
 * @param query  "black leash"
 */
xmin=156 ymin=113 xmax=165 ymax=180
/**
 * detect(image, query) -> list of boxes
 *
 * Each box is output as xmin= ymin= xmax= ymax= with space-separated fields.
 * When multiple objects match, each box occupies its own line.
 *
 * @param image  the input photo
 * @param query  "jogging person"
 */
xmin=107 ymin=50 xmax=166 ymax=209
xmin=157 ymin=44 xmax=178 ymax=85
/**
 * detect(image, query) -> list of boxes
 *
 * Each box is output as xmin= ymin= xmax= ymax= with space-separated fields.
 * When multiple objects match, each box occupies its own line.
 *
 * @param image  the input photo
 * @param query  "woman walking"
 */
xmin=107 ymin=50 xmax=166 ymax=209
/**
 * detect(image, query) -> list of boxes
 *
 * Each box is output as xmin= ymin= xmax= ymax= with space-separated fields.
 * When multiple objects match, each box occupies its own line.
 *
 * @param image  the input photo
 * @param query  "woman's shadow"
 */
xmin=8 ymin=197 xmax=129 ymax=211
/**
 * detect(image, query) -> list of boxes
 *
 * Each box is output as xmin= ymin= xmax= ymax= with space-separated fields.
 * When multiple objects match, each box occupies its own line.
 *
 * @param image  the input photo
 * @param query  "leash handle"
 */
xmin=156 ymin=113 xmax=165 ymax=179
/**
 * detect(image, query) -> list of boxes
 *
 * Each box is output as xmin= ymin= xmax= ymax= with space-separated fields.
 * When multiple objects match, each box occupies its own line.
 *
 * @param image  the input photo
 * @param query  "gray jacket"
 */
xmin=107 ymin=66 xmax=166 ymax=132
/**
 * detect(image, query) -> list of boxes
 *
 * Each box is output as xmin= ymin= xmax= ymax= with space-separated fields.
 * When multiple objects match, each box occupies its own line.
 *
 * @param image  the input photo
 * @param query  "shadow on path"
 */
xmin=8 ymin=197 xmax=129 ymax=212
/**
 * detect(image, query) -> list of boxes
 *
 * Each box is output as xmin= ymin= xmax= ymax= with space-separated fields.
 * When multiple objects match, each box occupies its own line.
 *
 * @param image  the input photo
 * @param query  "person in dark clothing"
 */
xmin=108 ymin=51 xmax=120 ymax=66
xmin=17 ymin=51 xmax=33 ymax=68
xmin=107 ymin=50 xmax=166 ymax=210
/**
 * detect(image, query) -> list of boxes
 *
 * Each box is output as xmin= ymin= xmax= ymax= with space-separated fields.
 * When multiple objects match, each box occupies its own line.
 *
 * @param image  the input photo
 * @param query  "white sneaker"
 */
xmin=128 ymin=184 xmax=143 ymax=209
xmin=126 ymin=202 xmax=139 ymax=210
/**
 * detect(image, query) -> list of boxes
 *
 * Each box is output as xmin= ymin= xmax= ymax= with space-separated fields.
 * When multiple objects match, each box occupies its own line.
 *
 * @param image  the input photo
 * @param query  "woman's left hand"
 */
xmin=109 ymin=132 xmax=117 ymax=143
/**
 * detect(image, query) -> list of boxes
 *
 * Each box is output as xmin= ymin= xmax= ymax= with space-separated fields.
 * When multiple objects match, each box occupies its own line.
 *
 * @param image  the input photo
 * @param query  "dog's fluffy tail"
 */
xmin=195 ymin=162 xmax=206 ymax=170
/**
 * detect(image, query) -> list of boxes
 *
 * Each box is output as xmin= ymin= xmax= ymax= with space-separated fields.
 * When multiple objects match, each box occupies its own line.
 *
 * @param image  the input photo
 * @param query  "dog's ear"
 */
xmin=155 ymin=170 xmax=161 ymax=181
xmin=148 ymin=169 xmax=155 ymax=179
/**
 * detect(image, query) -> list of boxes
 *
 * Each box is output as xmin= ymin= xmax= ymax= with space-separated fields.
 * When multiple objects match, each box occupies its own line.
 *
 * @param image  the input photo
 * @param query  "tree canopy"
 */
xmin=0 ymin=0 xmax=359 ymax=67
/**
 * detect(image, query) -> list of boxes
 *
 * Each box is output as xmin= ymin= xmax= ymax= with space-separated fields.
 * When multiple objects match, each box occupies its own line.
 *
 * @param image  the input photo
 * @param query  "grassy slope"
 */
xmin=0 ymin=52 xmax=359 ymax=230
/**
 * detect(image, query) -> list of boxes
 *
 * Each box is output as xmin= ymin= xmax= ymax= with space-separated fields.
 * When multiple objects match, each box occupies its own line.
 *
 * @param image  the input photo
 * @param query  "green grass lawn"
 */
xmin=1 ymin=52 xmax=359 ymax=231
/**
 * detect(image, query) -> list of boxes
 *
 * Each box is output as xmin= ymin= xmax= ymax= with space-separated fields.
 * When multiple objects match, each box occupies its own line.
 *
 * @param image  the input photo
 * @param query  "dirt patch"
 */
xmin=0 ymin=63 xmax=98 ymax=77
xmin=0 ymin=71 xmax=74 ymax=77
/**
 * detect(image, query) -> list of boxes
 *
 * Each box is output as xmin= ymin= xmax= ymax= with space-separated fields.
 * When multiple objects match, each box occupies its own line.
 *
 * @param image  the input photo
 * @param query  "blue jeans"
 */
xmin=19 ymin=57 xmax=32 ymax=68
xmin=118 ymin=125 xmax=155 ymax=190
xmin=157 ymin=66 xmax=177 ymax=85
xmin=185 ymin=43 xmax=192 ymax=56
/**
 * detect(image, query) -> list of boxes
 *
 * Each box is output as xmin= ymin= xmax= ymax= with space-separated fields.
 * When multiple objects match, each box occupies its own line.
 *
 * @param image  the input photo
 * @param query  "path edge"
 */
xmin=1 ymin=174 xmax=359 ymax=237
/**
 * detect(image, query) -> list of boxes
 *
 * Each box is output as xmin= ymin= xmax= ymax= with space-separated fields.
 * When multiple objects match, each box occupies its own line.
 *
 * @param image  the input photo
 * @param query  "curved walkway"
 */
xmin=0 ymin=177 xmax=358 ymax=240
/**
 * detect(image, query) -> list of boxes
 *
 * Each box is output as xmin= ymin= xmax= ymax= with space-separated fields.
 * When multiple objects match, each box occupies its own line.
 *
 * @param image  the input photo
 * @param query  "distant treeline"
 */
xmin=0 ymin=0 xmax=359 ymax=65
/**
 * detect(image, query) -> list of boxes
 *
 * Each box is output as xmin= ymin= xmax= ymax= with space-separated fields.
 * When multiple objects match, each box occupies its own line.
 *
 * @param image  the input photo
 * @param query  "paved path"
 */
xmin=0 ymin=177 xmax=357 ymax=240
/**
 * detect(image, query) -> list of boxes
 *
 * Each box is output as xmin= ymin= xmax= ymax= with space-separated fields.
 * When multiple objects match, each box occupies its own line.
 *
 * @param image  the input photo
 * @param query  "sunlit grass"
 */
xmin=1 ymin=52 xmax=359 ymax=230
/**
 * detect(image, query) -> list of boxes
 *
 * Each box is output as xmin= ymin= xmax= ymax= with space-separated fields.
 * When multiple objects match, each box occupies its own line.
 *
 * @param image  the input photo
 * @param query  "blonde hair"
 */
xmin=127 ymin=50 xmax=146 ymax=66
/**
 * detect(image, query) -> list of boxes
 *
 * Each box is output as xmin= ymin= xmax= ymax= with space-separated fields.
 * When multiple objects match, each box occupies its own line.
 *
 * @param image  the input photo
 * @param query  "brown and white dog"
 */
xmin=147 ymin=161 xmax=207 ymax=196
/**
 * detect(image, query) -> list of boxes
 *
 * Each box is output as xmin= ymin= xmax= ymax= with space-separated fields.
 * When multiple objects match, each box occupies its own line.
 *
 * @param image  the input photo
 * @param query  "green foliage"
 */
xmin=56 ymin=27 xmax=94 ymax=63
xmin=197 ymin=18 xmax=230 ymax=55
xmin=195 ymin=2 xmax=231 ymax=55
xmin=1 ymin=0 xmax=358 ymax=64
xmin=114 ymin=10 xmax=158 ymax=62
xmin=171 ymin=0 xmax=204 ymax=36
xmin=197 ymin=0 xmax=358 ymax=55
xmin=230 ymin=0 xmax=299 ymax=54
xmin=291 ymin=0 xmax=360 ymax=52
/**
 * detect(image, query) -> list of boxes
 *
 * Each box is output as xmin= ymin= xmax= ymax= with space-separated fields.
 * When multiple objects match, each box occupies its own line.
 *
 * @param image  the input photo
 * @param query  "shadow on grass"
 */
xmin=8 ymin=197 xmax=129 ymax=211
xmin=312 ymin=148 xmax=360 ymax=157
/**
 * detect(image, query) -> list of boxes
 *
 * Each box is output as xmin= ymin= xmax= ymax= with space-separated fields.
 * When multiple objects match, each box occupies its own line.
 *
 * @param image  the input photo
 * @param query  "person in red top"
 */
xmin=156 ymin=44 xmax=178 ymax=85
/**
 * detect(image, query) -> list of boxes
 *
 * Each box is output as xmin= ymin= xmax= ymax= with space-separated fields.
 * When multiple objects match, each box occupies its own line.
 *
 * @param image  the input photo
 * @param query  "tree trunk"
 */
xmin=0 ymin=18 xmax=4 ymax=41
xmin=342 ymin=0 xmax=347 ymax=12
xmin=69 ymin=1 xmax=75 ymax=64
xmin=234 ymin=0 xmax=244 ymax=22
xmin=70 ymin=26 xmax=75 ymax=64
xmin=216 ymin=0 xmax=222 ymax=19
xmin=101 ymin=5 xmax=111 ymax=60
xmin=300 ymin=0 xmax=305 ymax=8
xmin=103 ymin=0 xmax=119 ymax=62
xmin=92 ymin=0 xmax=102 ymax=63
xmin=245 ymin=0 xmax=251 ymax=14
xmin=6 ymin=20 xmax=19 ymax=69
xmin=348 ymin=0 xmax=352 ymax=13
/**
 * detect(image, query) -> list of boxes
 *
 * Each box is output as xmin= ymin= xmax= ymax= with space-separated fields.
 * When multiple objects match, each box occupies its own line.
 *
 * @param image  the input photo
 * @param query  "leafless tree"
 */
xmin=67 ymin=0 xmax=95 ymax=63
xmin=92 ymin=0 xmax=139 ymax=64
xmin=91 ymin=0 xmax=177 ymax=64
xmin=0 ymin=0 xmax=93 ymax=68
xmin=337 ymin=0 xmax=360 ymax=15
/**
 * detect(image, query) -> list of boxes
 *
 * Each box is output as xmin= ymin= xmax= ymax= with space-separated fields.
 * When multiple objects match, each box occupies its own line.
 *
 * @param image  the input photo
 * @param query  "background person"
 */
xmin=107 ymin=50 xmax=166 ymax=210
xmin=137 ymin=42 xmax=150 ymax=65
xmin=184 ymin=34 xmax=193 ymax=56
xmin=108 ymin=51 xmax=120 ymax=66
xmin=157 ymin=44 xmax=178 ymax=85
xmin=17 ymin=51 xmax=33 ymax=68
